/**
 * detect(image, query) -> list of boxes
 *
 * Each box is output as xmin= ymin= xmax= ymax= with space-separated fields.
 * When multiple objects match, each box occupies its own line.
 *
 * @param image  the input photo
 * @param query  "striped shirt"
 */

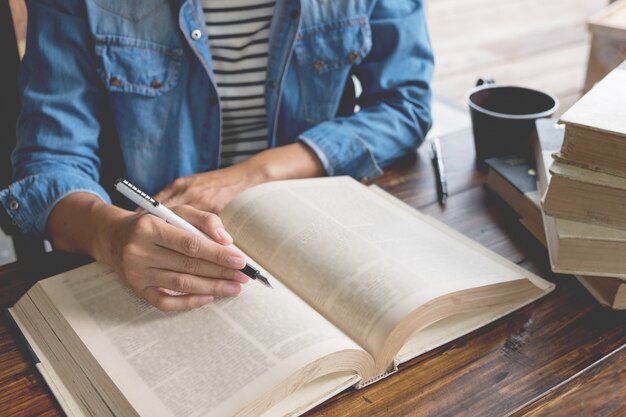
xmin=201 ymin=0 xmax=275 ymax=167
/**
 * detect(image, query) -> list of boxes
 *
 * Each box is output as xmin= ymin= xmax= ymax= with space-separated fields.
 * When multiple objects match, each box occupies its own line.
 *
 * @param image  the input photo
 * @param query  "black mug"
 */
xmin=466 ymin=79 xmax=559 ymax=171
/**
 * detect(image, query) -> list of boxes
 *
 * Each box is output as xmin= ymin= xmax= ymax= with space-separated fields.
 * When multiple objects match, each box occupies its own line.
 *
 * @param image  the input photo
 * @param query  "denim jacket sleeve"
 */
xmin=298 ymin=0 xmax=434 ymax=179
xmin=0 ymin=0 xmax=110 ymax=236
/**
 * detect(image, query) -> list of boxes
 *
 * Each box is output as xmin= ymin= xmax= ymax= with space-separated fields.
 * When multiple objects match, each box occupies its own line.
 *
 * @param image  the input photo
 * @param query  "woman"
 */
xmin=1 ymin=0 xmax=433 ymax=310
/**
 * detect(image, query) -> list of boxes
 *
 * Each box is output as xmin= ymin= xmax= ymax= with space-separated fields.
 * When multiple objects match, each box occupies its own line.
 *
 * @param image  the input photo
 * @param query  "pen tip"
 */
xmin=256 ymin=274 xmax=273 ymax=288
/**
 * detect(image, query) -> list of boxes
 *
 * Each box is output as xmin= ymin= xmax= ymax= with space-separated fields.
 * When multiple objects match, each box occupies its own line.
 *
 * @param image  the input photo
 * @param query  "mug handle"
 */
xmin=476 ymin=77 xmax=495 ymax=87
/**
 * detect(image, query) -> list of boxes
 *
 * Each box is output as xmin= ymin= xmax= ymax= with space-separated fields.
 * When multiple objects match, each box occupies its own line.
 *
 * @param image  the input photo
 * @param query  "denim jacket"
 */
xmin=1 ymin=0 xmax=433 ymax=236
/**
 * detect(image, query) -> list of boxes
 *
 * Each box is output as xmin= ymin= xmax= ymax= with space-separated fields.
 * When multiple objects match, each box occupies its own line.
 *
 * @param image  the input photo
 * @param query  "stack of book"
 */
xmin=485 ymin=61 xmax=626 ymax=309
xmin=542 ymin=61 xmax=626 ymax=309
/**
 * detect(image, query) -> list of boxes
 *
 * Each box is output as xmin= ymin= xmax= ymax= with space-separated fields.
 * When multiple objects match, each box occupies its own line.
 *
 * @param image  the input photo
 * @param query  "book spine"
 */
xmin=2 ymin=308 xmax=40 ymax=365
xmin=560 ymin=125 xmax=626 ymax=179
xmin=354 ymin=362 xmax=399 ymax=389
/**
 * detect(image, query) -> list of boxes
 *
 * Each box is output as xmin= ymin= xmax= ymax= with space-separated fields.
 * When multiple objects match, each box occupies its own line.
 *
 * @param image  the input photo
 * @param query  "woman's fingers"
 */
xmin=147 ymin=245 xmax=249 ymax=283
xmin=153 ymin=186 xmax=177 ymax=206
xmin=142 ymin=287 xmax=214 ymax=312
xmin=148 ymin=270 xmax=243 ymax=297
xmin=151 ymin=219 xmax=246 ymax=270
xmin=112 ymin=206 xmax=249 ymax=311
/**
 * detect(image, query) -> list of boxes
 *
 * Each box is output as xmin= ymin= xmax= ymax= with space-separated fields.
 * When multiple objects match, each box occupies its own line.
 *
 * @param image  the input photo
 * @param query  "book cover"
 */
xmin=485 ymin=155 xmax=543 ymax=231
xmin=560 ymin=60 xmax=626 ymax=137
xmin=485 ymin=156 xmax=538 ymax=194
xmin=559 ymin=60 xmax=626 ymax=176
xmin=533 ymin=119 xmax=564 ymax=194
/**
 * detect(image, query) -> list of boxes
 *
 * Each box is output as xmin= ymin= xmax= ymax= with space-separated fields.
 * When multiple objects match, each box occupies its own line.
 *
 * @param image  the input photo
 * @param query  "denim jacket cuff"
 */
xmin=0 ymin=172 xmax=111 ymax=236
xmin=298 ymin=121 xmax=383 ymax=180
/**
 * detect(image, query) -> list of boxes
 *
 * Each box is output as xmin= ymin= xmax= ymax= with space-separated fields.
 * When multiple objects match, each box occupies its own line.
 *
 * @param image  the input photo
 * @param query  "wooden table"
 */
xmin=1 ymin=129 xmax=625 ymax=416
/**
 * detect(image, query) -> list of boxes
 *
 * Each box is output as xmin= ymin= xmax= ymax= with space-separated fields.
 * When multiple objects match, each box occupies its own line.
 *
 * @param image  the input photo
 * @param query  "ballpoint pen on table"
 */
xmin=114 ymin=178 xmax=272 ymax=288
xmin=430 ymin=137 xmax=448 ymax=205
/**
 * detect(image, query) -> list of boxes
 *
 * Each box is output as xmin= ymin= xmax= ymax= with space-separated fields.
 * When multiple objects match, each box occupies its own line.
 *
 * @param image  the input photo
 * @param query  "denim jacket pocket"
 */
xmin=294 ymin=16 xmax=372 ymax=123
xmin=95 ymin=37 xmax=182 ymax=148
xmin=93 ymin=0 xmax=167 ymax=21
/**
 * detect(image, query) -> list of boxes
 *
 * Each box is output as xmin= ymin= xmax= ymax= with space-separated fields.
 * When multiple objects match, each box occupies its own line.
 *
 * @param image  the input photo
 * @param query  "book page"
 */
xmin=37 ymin=262 xmax=371 ymax=417
xmin=260 ymin=372 xmax=359 ymax=417
xmin=221 ymin=177 xmax=542 ymax=360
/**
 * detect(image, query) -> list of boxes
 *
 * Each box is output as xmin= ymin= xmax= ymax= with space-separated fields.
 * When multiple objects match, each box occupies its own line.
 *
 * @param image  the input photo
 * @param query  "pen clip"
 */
xmin=115 ymin=178 xmax=160 ymax=207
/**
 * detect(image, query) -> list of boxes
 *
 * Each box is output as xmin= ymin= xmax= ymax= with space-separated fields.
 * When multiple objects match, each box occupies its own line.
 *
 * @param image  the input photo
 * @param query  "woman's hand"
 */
xmin=48 ymin=195 xmax=249 ymax=312
xmin=102 ymin=205 xmax=250 ymax=311
xmin=154 ymin=143 xmax=326 ymax=213
xmin=46 ymin=144 xmax=324 ymax=311
xmin=154 ymin=162 xmax=263 ymax=214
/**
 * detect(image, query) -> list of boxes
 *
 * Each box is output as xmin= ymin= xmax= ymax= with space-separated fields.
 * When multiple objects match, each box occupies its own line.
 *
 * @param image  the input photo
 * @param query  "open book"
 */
xmin=10 ymin=177 xmax=553 ymax=417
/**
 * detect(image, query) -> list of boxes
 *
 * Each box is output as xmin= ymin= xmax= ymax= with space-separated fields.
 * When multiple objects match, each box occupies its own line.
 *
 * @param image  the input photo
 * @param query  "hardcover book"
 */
xmin=9 ymin=177 xmax=553 ymax=417
xmin=533 ymin=119 xmax=565 ymax=195
xmin=559 ymin=60 xmax=626 ymax=178
xmin=543 ymin=161 xmax=626 ymax=230
xmin=485 ymin=155 xmax=543 ymax=241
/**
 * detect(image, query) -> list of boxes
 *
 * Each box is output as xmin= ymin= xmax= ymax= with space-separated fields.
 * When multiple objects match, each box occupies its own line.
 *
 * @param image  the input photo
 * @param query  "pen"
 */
xmin=430 ymin=137 xmax=448 ymax=205
xmin=114 ymin=178 xmax=272 ymax=288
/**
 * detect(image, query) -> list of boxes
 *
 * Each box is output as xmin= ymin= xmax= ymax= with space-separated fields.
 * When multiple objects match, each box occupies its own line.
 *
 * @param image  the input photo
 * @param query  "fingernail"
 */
xmin=228 ymin=256 xmax=245 ymax=268
xmin=197 ymin=295 xmax=214 ymax=305
xmin=224 ymin=282 xmax=241 ymax=296
xmin=216 ymin=227 xmax=233 ymax=242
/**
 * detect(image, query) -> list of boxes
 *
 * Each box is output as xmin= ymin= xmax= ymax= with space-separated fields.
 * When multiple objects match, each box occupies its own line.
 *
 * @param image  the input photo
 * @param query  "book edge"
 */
xmin=7 ymin=307 xmax=86 ymax=417
xmin=370 ymin=185 xmax=554 ymax=292
xmin=553 ymin=152 xmax=626 ymax=180
xmin=549 ymin=160 xmax=626 ymax=190
xmin=558 ymin=119 xmax=626 ymax=139
xmin=575 ymin=276 xmax=626 ymax=310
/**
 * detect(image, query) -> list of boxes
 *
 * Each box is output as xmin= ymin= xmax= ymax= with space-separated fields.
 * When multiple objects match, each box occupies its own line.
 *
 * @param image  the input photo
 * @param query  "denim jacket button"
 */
xmin=210 ymin=96 xmax=218 ymax=106
xmin=348 ymin=51 xmax=360 ymax=63
xmin=9 ymin=200 xmax=19 ymax=210
xmin=191 ymin=29 xmax=202 ymax=40
xmin=151 ymin=80 xmax=162 ymax=89
xmin=267 ymin=80 xmax=276 ymax=89
xmin=313 ymin=60 xmax=325 ymax=71
xmin=109 ymin=76 xmax=122 ymax=87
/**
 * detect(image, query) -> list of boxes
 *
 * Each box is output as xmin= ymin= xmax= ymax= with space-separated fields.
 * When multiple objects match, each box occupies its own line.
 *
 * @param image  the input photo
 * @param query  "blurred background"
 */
xmin=425 ymin=0 xmax=616 ymax=137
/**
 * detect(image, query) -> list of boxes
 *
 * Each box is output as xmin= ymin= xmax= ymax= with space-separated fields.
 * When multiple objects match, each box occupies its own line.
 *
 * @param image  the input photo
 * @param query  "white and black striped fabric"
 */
xmin=201 ymin=0 xmax=275 ymax=167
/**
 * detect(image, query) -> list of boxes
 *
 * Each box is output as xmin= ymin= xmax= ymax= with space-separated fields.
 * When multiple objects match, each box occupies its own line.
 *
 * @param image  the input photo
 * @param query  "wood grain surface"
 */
xmin=1 ymin=129 xmax=624 ymax=417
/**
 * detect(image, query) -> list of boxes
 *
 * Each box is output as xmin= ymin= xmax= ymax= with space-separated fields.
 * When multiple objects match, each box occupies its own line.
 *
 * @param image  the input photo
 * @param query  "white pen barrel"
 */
xmin=115 ymin=181 xmax=211 ymax=240
xmin=156 ymin=205 xmax=212 ymax=240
